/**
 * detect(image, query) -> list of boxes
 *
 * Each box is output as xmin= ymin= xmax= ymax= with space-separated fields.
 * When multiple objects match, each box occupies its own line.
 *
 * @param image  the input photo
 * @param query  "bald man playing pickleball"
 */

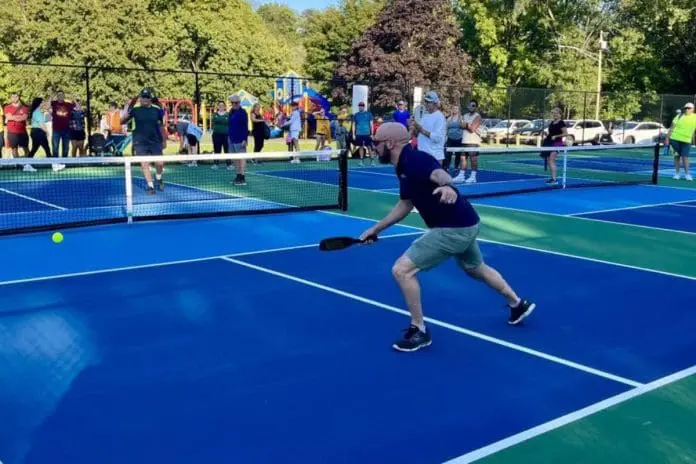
xmin=360 ymin=123 xmax=536 ymax=352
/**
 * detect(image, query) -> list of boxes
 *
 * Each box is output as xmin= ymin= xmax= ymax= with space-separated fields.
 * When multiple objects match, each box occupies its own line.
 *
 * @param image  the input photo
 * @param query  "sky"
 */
xmin=256 ymin=0 xmax=339 ymax=12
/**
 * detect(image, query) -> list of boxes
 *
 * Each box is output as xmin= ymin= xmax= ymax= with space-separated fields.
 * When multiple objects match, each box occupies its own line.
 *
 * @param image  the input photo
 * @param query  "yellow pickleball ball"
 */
xmin=52 ymin=232 xmax=64 ymax=243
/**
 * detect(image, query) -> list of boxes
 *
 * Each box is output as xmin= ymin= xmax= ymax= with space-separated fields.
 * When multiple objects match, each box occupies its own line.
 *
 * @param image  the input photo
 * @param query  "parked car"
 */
xmin=483 ymin=119 xmax=532 ymax=143
xmin=610 ymin=121 xmax=667 ymax=145
xmin=476 ymin=118 xmax=502 ymax=140
xmin=564 ymin=119 xmax=608 ymax=145
xmin=518 ymin=119 xmax=551 ymax=144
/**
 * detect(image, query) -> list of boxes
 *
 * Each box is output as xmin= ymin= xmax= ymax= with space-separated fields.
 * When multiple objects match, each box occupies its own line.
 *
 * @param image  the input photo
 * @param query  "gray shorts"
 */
xmin=229 ymin=142 xmax=247 ymax=153
xmin=406 ymin=225 xmax=483 ymax=271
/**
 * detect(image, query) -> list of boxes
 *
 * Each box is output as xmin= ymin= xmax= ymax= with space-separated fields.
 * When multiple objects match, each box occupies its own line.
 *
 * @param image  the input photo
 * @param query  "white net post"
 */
xmin=124 ymin=159 xmax=133 ymax=224
xmin=562 ymin=146 xmax=569 ymax=188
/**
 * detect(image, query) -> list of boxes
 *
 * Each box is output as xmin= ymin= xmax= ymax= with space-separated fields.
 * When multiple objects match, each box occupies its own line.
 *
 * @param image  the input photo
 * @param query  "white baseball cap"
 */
xmin=684 ymin=102 xmax=695 ymax=109
xmin=423 ymin=91 xmax=440 ymax=104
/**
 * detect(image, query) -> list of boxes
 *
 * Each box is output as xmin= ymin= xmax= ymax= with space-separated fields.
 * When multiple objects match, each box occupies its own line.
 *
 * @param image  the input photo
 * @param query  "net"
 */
xmin=445 ymin=143 xmax=660 ymax=198
xmin=0 ymin=150 xmax=348 ymax=235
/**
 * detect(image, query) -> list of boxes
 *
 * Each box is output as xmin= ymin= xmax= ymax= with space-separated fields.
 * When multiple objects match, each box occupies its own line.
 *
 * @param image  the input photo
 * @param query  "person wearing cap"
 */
xmin=409 ymin=90 xmax=446 ymax=164
xmin=352 ymin=101 xmax=374 ymax=165
xmin=392 ymin=101 xmax=410 ymax=128
xmin=285 ymin=101 xmax=302 ymax=161
xmin=360 ymin=122 xmax=535 ymax=352
xmin=121 ymin=88 xmax=167 ymax=194
xmin=228 ymin=94 xmax=249 ymax=184
xmin=665 ymin=102 xmax=696 ymax=181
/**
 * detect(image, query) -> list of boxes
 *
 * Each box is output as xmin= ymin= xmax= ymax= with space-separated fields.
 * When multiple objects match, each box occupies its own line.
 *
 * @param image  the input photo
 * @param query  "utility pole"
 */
xmin=596 ymin=31 xmax=607 ymax=120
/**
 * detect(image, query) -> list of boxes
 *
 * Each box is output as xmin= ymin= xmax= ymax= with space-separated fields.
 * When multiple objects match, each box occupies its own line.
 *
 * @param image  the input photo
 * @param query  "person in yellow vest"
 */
xmin=314 ymin=107 xmax=331 ymax=150
xmin=666 ymin=102 xmax=696 ymax=181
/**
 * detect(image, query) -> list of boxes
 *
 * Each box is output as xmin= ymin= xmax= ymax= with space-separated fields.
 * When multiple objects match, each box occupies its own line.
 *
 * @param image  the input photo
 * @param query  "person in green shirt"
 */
xmin=666 ymin=102 xmax=696 ymax=181
xmin=121 ymin=88 xmax=167 ymax=194
xmin=211 ymin=100 xmax=231 ymax=170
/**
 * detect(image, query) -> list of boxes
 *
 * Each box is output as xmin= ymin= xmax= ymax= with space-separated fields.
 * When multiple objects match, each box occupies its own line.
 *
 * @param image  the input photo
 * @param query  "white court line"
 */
xmin=645 ymin=183 xmax=696 ymax=192
xmin=0 ymin=187 xmax=66 ymax=210
xmin=221 ymin=256 xmax=643 ymax=388
xmin=567 ymin=198 xmax=696 ymax=216
xmin=350 ymin=169 xmax=395 ymax=178
xmin=0 ymin=231 xmax=423 ymax=287
xmin=672 ymin=203 xmax=696 ymax=209
xmin=476 ymin=202 xmax=696 ymax=238
xmin=320 ymin=210 xmax=696 ymax=282
xmin=444 ymin=363 xmax=696 ymax=463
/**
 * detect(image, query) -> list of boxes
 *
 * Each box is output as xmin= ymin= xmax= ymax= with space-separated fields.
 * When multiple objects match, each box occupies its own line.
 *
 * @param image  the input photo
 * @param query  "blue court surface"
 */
xmin=473 ymin=185 xmax=696 ymax=234
xmin=2 ymin=209 xmax=696 ymax=464
xmin=0 ymin=172 xmax=318 ymax=233
xmin=264 ymin=165 xmax=603 ymax=197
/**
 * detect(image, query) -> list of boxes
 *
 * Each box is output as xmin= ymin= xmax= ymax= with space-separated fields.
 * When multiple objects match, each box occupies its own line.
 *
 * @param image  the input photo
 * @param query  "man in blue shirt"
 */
xmin=228 ymin=94 xmax=249 ymax=186
xmin=392 ymin=100 xmax=410 ymax=128
xmin=360 ymin=123 xmax=535 ymax=352
xmin=352 ymin=102 xmax=374 ymax=165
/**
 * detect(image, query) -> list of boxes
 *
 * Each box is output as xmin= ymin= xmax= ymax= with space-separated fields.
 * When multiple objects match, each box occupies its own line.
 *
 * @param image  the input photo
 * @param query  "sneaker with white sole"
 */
xmin=23 ymin=164 xmax=37 ymax=172
xmin=508 ymin=299 xmax=536 ymax=325
xmin=392 ymin=325 xmax=432 ymax=352
xmin=465 ymin=175 xmax=477 ymax=184
xmin=452 ymin=172 xmax=467 ymax=183
xmin=673 ymin=174 xmax=681 ymax=180
xmin=686 ymin=175 xmax=693 ymax=181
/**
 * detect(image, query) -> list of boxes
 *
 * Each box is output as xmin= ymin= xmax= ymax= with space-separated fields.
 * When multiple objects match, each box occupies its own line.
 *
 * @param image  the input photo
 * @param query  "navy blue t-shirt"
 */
xmin=397 ymin=146 xmax=480 ymax=228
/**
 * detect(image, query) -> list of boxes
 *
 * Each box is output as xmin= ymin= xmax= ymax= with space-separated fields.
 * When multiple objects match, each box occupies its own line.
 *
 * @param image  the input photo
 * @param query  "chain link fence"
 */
xmin=0 ymin=61 xmax=346 ymax=156
xmin=2 ymin=61 xmax=694 ymax=154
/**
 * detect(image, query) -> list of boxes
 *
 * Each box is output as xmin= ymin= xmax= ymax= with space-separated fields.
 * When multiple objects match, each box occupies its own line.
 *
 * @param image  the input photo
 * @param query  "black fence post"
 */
xmin=506 ymin=87 xmax=512 ymax=146
xmin=194 ymin=71 xmax=201 ymax=153
xmin=652 ymin=143 xmax=660 ymax=185
xmin=85 ymin=63 xmax=92 ymax=154
xmin=339 ymin=148 xmax=348 ymax=211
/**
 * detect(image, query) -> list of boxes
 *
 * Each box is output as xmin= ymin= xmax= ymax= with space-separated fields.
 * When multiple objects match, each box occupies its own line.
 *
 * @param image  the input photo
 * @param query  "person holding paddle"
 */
xmin=354 ymin=122 xmax=535 ymax=352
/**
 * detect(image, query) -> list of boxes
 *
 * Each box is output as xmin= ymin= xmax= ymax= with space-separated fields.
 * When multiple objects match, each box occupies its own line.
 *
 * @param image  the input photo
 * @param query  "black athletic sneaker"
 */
xmin=158 ymin=179 xmax=164 ymax=191
xmin=546 ymin=178 xmax=558 ymax=185
xmin=508 ymin=299 xmax=536 ymax=325
xmin=147 ymin=186 xmax=155 ymax=195
xmin=233 ymin=174 xmax=247 ymax=186
xmin=392 ymin=325 xmax=432 ymax=352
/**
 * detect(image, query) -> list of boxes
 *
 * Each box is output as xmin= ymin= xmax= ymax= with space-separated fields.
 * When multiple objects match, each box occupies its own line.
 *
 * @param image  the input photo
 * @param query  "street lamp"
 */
xmin=558 ymin=30 xmax=608 ymax=120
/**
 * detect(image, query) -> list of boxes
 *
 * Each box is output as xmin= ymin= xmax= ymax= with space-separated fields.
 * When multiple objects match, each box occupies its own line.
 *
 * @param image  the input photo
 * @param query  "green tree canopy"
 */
xmin=302 ymin=0 xmax=384 ymax=91
xmin=334 ymin=0 xmax=472 ymax=110
xmin=0 ymin=0 xmax=293 ymax=110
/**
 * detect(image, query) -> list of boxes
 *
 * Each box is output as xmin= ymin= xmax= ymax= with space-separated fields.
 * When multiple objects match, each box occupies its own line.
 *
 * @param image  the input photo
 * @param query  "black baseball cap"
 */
xmin=140 ymin=88 xmax=154 ymax=99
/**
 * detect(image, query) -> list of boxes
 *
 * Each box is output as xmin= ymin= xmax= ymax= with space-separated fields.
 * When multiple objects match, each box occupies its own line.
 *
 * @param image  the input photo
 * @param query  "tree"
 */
xmin=334 ymin=0 xmax=472 ymax=110
xmin=257 ymin=3 xmax=306 ymax=72
xmin=303 ymin=0 xmax=384 ymax=89
xmin=257 ymin=3 xmax=301 ymax=40
xmin=0 ymin=0 xmax=294 ymax=111
xmin=163 ymin=0 xmax=293 ymax=104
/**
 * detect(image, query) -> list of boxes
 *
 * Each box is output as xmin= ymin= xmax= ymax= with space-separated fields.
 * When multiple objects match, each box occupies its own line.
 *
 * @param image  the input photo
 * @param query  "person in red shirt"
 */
xmin=3 ymin=93 xmax=29 ymax=157
xmin=51 ymin=90 xmax=75 ymax=158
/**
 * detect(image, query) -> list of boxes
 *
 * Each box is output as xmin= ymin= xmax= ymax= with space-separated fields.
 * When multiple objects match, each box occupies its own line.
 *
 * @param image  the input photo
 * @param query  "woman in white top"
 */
xmin=410 ymin=91 xmax=446 ymax=162
xmin=453 ymin=99 xmax=482 ymax=183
